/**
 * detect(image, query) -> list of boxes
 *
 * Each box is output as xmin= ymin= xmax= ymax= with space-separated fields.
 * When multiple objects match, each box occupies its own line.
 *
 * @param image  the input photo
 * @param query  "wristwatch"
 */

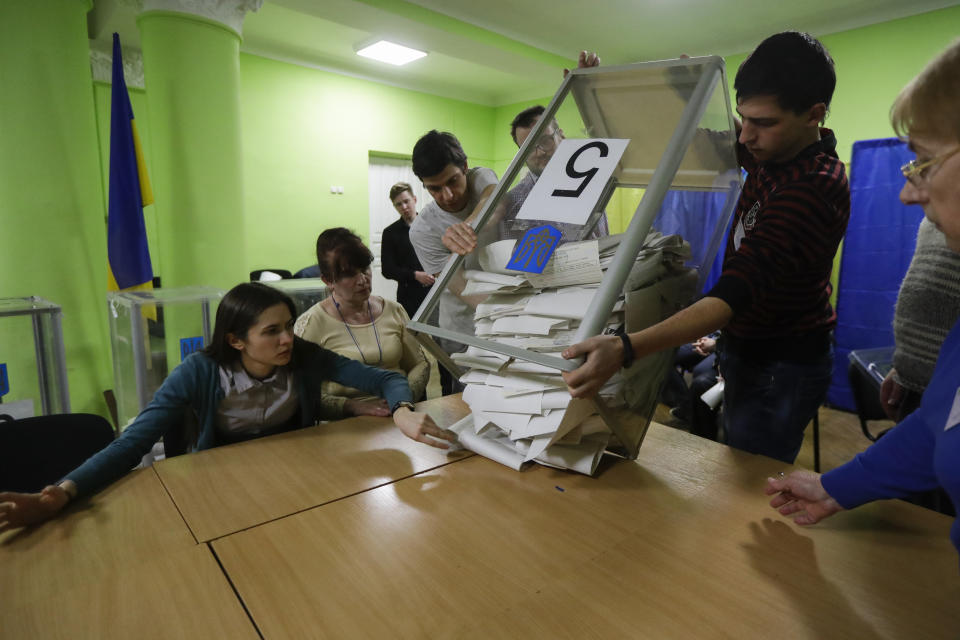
xmin=618 ymin=332 xmax=634 ymax=369
xmin=57 ymin=481 xmax=76 ymax=503
xmin=391 ymin=400 xmax=416 ymax=415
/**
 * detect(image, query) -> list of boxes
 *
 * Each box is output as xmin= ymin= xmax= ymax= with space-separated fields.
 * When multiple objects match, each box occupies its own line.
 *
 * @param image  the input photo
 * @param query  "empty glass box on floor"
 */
xmin=409 ymin=56 xmax=742 ymax=470
xmin=0 ymin=297 xmax=70 ymax=418
xmin=108 ymin=287 xmax=224 ymax=428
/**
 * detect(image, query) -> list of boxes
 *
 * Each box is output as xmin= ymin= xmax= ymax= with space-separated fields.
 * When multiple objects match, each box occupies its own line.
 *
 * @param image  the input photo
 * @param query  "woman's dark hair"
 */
xmin=735 ymin=31 xmax=836 ymax=114
xmin=315 ymin=227 xmax=373 ymax=281
xmin=202 ymin=282 xmax=296 ymax=366
xmin=412 ymin=129 xmax=467 ymax=179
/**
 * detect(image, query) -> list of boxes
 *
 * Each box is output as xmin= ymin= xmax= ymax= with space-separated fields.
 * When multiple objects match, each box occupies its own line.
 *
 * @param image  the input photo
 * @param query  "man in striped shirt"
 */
xmin=563 ymin=32 xmax=850 ymax=464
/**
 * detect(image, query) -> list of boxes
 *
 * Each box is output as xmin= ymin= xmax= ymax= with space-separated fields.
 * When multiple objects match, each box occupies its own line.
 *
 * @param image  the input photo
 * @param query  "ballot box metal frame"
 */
xmin=0 ymin=296 xmax=71 ymax=415
xmin=408 ymin=56 xmax=741 ymax=458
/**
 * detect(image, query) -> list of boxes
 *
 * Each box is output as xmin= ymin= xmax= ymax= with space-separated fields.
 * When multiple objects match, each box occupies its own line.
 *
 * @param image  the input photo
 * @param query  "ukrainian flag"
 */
xmin=107 ymin=32 xmax=154 ymax=296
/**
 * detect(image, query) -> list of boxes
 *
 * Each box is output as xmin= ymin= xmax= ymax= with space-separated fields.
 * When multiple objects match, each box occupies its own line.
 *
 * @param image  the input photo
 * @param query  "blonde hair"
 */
xmin=389 ymin=182 xmax=413 ymax=202
xmin=891 ymin=39 xmax=960 ymax=141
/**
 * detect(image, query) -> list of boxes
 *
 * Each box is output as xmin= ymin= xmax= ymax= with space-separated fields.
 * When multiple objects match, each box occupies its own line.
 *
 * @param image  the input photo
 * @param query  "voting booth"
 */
xmin=408 ymin=57 xmax=741 ymax=473
xmin=108 ymin=286 xmax=224 ymax=428
xmin=0 ymin=297 xmax=70 ymax=418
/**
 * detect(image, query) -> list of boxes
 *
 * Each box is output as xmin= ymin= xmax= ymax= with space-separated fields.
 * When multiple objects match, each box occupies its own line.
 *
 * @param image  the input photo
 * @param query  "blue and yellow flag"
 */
xmin=107 ymin=32 xmax=154 ymax=296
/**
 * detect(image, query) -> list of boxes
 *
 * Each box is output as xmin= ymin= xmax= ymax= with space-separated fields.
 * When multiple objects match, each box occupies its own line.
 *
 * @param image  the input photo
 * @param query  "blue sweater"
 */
xmin=66 ymin=338 xmax=411 ymax=497
xmin=823 ymin=319 xmax=960 ymax=555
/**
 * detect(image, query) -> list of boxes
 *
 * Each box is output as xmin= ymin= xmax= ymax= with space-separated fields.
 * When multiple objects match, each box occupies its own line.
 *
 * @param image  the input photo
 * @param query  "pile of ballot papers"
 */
xmin=447 ymin=231 xmax=697 ymax=475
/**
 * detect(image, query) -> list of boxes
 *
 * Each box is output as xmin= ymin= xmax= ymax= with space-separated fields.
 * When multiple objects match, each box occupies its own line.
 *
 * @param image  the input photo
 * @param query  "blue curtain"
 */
xmin=654 ymin=188 xmax=737 ymax=294
xmin=828 ymin=138 xmax=926 ymax=410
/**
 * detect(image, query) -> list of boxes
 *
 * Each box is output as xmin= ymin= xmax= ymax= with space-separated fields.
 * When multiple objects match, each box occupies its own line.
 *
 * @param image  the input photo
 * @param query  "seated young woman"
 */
xmin=0 ymin=282 xmax=454 ymax=531
xmin=295 ymin=227 xmax=430 ymax=418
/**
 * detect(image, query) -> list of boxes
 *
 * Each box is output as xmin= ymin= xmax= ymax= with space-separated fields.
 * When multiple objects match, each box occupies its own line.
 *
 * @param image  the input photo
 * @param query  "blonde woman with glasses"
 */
xmin=766 ymin=39 xmax=960 ymax=560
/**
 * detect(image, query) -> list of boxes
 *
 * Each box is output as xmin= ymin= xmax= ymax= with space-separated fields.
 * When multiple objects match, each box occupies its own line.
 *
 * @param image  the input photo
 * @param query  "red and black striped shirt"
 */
xmin=707 ymin=128 xmax=850 ymax=361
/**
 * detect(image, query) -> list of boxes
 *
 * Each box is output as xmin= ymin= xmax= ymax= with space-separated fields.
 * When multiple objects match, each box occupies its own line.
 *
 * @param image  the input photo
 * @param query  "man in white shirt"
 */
xmin=408 ymin=130 xmax=498 ymax=348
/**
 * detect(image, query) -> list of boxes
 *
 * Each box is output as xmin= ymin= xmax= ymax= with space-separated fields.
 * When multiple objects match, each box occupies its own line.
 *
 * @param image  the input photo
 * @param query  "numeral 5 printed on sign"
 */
xmin=551 ymin=141 xmax=609 ymax=199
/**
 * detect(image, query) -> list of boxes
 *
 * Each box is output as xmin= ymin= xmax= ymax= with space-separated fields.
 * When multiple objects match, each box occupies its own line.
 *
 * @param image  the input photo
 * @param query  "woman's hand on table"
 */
xmin=764 ymin=470 xmax=844 ymax=525
xmin=0 ymin=483 xmax=73 ymax=532
xmin=344 ymin=398 xmax=391 ymax=417
xmin=392 ymin=408 xmax=457 ymax=449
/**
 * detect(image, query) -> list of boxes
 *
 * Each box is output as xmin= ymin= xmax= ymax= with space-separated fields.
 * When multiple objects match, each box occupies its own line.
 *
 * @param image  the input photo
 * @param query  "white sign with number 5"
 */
xmin=516 ymin=138 xmax=629 ymax=226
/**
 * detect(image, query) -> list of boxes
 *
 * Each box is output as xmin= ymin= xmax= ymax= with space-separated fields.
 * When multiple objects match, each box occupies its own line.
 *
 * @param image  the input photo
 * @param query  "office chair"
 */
xmin=847 ymin=361 xmax=891 ymax=442
xmin=250 ymin=269 xmax=293 ymax=281
xmin=294 ymin=264 xmax=322 ymax=279
xmin=0 ymin=413 xmax=115 ymax=492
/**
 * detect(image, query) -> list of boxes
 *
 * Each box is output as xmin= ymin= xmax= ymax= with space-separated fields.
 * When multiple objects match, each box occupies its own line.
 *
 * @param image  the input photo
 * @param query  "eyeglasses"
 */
xmin=901 ymin=146 xmax=960 ymax=186
xmin=533 ymin=128 xmax=561 ymax=154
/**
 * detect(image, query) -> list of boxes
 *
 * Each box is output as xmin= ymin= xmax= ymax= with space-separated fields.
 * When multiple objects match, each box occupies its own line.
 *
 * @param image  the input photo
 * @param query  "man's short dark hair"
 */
xmin=412 ymin=130 xmax=467 ymax=179
xmin=510 ymin=105 xmax=545 ymax=144
xmin=734 ymin=31 xmax=836 ymax=114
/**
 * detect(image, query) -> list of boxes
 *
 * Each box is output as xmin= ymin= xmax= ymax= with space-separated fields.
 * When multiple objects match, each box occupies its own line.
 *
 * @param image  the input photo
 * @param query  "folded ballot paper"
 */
xmin=450 ymin=231 xmax=695 ymax=476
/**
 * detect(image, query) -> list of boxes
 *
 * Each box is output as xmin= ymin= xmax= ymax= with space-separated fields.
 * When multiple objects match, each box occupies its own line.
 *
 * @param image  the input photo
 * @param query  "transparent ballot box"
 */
xmin=108 ymin=287 xmax=224 ymax=428
xmin=263 ymin=279 xmax=329 ymax=318
xmin=409 ymin=57 xmax=741 ymax=473
xmin=0 ymin=297 xmax=70 ymax=417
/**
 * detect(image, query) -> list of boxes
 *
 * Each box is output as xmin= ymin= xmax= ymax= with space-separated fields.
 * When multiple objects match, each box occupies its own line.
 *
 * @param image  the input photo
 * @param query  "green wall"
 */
xmin=724 ymin=6 xmax=960 ymax=165
xmin=725 ymin=7 xmax=960 ymax=306
xmin=0 ymin=0 xmax=110 ymax=417
xmin=239 ymin=52 xmax=497 ymax=271
xmin=3 ymin=4 xmax=960 ymax=417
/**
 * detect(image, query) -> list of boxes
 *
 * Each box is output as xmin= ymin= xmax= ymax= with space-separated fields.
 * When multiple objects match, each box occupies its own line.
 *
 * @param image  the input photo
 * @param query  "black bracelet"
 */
xmin=619 ymin=332 xmax=634 ymax=368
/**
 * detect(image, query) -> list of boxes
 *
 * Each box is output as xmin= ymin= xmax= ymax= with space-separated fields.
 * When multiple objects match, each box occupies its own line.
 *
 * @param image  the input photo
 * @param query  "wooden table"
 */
xmin=5 ymin=397 xmax=957 ymax=638
xmin=0 ymin=468 xmax=258 ymax=640
xmin=154 ymin=394 xmax=472 ymax=541
xmin=212 ymin=423 xmax=960 ymax=639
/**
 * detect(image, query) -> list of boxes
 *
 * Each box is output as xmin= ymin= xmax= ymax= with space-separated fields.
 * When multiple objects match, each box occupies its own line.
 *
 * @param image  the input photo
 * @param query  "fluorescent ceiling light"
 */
xmin=356 ymin=40 xmax=427 ymax=66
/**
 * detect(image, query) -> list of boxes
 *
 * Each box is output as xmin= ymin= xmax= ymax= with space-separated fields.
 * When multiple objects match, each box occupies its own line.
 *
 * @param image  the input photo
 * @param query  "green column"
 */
xmin=0 ymin=0 xmax=111 ymax=415
xmin=137 ymin=6 xmax=252 ymax=289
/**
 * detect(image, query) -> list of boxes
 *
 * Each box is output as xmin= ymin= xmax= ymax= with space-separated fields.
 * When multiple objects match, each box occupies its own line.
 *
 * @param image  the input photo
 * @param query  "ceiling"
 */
xmin=87 ymin=0 xmax=960 ymax=106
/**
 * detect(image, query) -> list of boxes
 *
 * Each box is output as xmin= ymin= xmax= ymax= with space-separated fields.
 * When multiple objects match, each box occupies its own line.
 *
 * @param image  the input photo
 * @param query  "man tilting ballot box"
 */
xmin=406 ymin=57 xmax=742 ymax=474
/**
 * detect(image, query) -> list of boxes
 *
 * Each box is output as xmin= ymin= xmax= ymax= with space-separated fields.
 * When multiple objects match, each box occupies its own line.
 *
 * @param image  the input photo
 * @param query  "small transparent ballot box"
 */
xmin=409 ymin=57 xmax=741 ymax=471
xmin=263 ymin=279 xmax=329 ymax=317
xmin=0 ymin=297 xmax=70 ymax=417
xmin=108 ymin=287 xmax=224 ymax=428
